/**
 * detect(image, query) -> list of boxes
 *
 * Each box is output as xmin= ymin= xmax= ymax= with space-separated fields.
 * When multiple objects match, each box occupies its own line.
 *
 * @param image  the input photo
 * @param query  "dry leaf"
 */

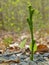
xmin=37 ymin=44 xmax=49 ymax=53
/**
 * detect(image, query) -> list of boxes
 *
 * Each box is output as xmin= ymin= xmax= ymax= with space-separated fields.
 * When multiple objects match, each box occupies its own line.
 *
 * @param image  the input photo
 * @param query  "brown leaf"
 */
xmin=37 ymin=44 xmax=49 ymax=53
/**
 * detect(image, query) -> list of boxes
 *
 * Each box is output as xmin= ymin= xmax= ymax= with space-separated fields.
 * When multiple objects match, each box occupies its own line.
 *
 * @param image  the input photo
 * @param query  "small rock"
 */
xmin=9 ymin=54 xmax=18 ymax=60
xmin=44 ymin=57 xmax=49 ymax=61
xmin=36 ymin=57 xmax=46 ymax=63
xmin=43 ymin=53 xmax=49 ymax=57
xmin=18 ymin=62 xmax=28 ymax=65
xmin=38 ymin=62 xmax=45 ymax=65
xmin=27 ymin=60 xmax=37 ymax=65
xmin=19 ymin=55 xmax=27 ymax=60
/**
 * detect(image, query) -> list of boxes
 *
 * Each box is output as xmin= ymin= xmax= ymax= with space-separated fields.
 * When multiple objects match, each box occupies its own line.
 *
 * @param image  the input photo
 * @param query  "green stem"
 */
xmin=30 ymin=27 xmax=34 ymax=60
xmin=27 ymin=5 xmax=35 ymax=61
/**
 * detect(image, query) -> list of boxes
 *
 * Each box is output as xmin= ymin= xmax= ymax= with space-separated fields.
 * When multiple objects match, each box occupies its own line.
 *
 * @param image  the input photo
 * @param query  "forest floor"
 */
xmin=0 ymin=30 xmax=49 ymax=65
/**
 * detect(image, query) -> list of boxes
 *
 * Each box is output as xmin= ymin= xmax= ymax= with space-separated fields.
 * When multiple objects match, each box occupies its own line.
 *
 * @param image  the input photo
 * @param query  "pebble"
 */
xmin=18 ymin=61 xmax=37 ymax=65
xmin=43 ymin=53 xmax=49 ymax=57
xmin=0 ymin=50 xmax=49 ymax=65
xmin=37 ymin=62 xmax=44 ymax=65
xmin=18 ymin=62 xmax=29 ymax=65
xmin=10 ymin=63 xmax=18 ymax=65
xmin=19 ymin=55 xmax=27 ymax=60
xmin=9 ymin=54 xmax=18 ymax=60
xmin=28 ymin=60 xmax=37 ymax=65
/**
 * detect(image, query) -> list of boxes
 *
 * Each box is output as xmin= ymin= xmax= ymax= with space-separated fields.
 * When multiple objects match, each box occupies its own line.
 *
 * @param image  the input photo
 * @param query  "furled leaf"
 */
xmin=29 ymin=43 xmax=37 ymax=53
xmin=19 ymin=39 xmax=27 ymax=49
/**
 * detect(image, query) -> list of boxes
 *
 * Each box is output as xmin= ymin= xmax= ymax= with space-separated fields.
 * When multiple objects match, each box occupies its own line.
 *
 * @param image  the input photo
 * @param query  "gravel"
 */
xmin=0 ymin=52 xmax=49 ymax=65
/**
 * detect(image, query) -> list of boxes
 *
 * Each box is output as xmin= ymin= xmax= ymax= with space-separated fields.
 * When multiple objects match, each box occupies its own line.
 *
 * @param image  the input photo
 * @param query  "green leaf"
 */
xmin=12 ymin=16 xmax=15 ymax=20
xmin=12 ymin=0 xmax=19 ymax=5
xmin=29 ymin=43 xmax=37 ymax=53
xmin=35 ymin=9 xmax=39 ymax=14
xmin=12 ymin=1 xmax=16 ymax=5
xmin=0 ymin=24 xmax=2 ymax=27
xmin=3 ymin=37 xmax=13 ymax=47
xmin=11 ymin=23 xmax=14 ymax=26
xmin=0 ymin=8 xmax=3 ymax=12
xmin=19 ymin=39 xmax=27 ymax=49
xmin=11 ymin=12 xmax=14 ymax=15
xmin=17 ymin=27 xmax=20 ymax=31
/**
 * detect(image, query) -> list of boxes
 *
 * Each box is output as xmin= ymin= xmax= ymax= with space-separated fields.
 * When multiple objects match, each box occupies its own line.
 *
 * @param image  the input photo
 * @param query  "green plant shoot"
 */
xmin=3 ymin=37 xmax=13 ymax=47
xmin=27 ymin=5 xmax=36 ymax=60
xmin=19 ymin=39 xmax=27 ymax=49
xmin=29 ymin=41 xmax=37 ymax=53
